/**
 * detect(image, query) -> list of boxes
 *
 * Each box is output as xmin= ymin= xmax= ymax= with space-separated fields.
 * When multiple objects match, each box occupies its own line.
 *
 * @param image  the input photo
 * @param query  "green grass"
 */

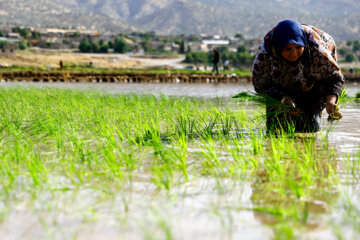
xmin=0 ymin=87 xmax=358 ymax=239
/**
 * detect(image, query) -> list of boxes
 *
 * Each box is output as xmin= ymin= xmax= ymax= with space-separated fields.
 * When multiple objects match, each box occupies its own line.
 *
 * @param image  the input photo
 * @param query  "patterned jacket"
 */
xmin=252 ymin=24 xmax=345 ymax=104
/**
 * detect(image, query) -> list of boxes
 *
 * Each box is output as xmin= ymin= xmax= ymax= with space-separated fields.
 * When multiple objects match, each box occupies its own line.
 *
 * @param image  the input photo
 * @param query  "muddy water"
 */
xmin=328 ymin=102 xmax=360 ymax=154
xmin=0 ymin=82 xmax=254 ymax=98
xmin=1 ymin=82 xmax=360 ymax=240
xmin=1 ymin=80 xmax=357 ymax=98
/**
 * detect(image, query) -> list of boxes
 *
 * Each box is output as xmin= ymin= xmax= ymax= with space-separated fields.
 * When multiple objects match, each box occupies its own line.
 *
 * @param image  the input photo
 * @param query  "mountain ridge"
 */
xmin=0 ymin=0 xmax=359 ymax=40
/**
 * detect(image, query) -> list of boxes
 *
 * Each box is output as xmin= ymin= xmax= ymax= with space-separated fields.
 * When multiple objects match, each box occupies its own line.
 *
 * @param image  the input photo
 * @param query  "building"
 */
xmin=187 ymin=39 xmax=231 ymax=52
xmin=187 ymin=42 xmax=208 ymax=52
xmin=163 ymin=42 xmax=180 ymax=52
xmin=1 ymin=43 xmax=17 ymax=56
xmin=6 ymin=32 xmax=21 ymax=39
xmin=202 ymin=40 xmax=230 ymax=52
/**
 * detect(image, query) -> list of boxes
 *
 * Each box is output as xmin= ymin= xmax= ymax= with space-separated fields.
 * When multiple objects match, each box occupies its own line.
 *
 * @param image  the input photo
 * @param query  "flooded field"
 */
xmin=0 ymin=82 xmax=359 ymax=240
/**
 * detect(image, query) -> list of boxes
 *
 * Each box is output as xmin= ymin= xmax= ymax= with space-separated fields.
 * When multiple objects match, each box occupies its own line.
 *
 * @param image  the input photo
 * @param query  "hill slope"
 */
xmin=0 ymin=0 xmax=359 ymax=40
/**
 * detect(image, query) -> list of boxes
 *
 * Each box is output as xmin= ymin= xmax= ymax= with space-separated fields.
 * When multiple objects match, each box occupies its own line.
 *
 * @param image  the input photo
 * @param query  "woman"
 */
xmin=252 ymin=19 xmax=344 ymax=132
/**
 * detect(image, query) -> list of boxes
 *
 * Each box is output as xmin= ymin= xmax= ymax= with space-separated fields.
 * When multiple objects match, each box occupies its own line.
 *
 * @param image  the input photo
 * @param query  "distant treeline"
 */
xmin=184 ymin=46 xmax=255 ymax=68
xmin=79 ymin=37 xmax=131 ymax=53
xmin=2 ymin=26 xmax=359 ymax=65
xmin=0 ymin=40 xmax=28 ymax=50
xmin=185 ymin=39 xmax=360 ymax=67
xmin=0 ymin=27 xmax=35 ymax=50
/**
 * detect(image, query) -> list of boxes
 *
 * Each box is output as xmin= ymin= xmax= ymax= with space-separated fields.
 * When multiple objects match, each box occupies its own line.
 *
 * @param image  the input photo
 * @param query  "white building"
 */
xmin=201 ymin=40 xmax=230 ymax=52
xmin=187 ymin=39 xmax=231 ymax=52
xmin=187 ymin=42 xmax=208 ymax=52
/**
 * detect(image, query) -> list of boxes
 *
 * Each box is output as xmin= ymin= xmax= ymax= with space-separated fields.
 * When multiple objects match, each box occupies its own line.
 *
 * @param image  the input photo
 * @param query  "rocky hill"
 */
xmin=0 ymin=0 xmax=359 ymax=40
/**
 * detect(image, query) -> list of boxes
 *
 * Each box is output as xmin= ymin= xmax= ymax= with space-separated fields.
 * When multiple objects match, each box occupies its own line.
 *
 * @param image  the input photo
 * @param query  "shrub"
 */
xmin=345 ymin=54 xmax=357 ymax=62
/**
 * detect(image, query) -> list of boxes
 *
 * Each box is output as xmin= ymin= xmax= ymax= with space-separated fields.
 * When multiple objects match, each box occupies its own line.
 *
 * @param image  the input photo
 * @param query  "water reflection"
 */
xmin=328 ymin=104 xmax=360 ymax=154
xmin=0 ymin=82 xmax=254 ymax=98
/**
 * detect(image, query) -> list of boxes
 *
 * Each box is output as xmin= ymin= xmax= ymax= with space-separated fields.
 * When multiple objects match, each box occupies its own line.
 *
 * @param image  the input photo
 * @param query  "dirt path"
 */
xmin=83 ymin=53 xmax=186 ymax=68
xmin=0 ymin=50 xmax=186 ymax=69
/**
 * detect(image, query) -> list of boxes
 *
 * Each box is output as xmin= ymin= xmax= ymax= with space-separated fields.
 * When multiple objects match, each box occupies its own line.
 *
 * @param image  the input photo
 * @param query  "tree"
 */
xmin=46 ymin=42 xmax=53 ymax=48
xmin=141 ymin=40 xmax=149 ymax=52
xmin=234 ymin=33 xmax=244 ymax=40
xmin=179 ymin=40 xmax=185 ymax=54
xmin=72 ymin=32 xmax=80 ymax=38
xmin=185 ymin=53 xmax=194 ymax=63
xmin=237 ymin=45 xmax=247 ymax=53
xmin=0 ymin=40 xmax=9 ymax=48
xmin=12 ymin=27 xmax=31 ymax=38
xmin=188 ymin=34 xmax=200 ymax=42
xmin=338 ymin=48 xmax=348 ymax=56
xmin=186 ymin=45 xmax=191 ymax=53
xmin=353 ymin=40 xmax=360 ymax=52
xmin=91 ymin=41 xmax=99 ymax=53
xmin=218 ymin=46 xmax=229 ymax=54
xmin=140 ymin=32 xmax=153 ymax=41
xmin=108 ymin=41 xmax=113 ymax=49
xmin=184 ymin=52 xmax=209 ymax=64
xmin=79 ymin=38 xmax=92 ymax=52
xmin=99 ymin=44 xmax=109 ymax=53
xmin=114 ymin=38 xmax=130 ymax=53
xmin=18 ymin=40 xmax=28 ymax=50
xmin=345 ymin=53 xmax=357 ymax=62
xmin=31 ymin=31 xmax=41 ymax=39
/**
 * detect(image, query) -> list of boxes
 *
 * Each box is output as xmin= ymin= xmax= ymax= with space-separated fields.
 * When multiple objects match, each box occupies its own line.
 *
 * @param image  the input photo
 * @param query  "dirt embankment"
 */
xmin=1 ymin=70 xmax=359 ymax=83
xmin=0 ymin=71 xmax=252 ymax=84
xmin=343 ymin=73 xmax=360 ymax=82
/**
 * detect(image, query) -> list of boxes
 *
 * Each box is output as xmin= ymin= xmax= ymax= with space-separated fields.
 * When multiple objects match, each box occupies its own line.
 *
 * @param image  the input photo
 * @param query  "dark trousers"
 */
xmin=266 ymin=88 xmax=324 ymax=133
xmin=266 ymin=106 xmax=321 ymax=133
xmin=212 ymin=63 xmax=219 ymax=74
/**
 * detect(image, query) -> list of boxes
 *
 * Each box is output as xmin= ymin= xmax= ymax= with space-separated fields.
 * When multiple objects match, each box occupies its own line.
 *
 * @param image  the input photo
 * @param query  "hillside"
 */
xmin=0 ymin=0 xmax=359 ymax=40
xmin=0 ymin=0 xmax=136 ymax=32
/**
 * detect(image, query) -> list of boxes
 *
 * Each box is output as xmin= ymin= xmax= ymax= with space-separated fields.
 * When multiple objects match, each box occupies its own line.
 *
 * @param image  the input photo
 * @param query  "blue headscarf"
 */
xmin=271 ymin=19 xmax=307 ymax=54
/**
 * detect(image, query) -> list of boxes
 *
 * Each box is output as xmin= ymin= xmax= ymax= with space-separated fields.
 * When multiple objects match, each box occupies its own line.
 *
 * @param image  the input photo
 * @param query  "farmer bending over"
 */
xmin=252 ymin=19 xmax=344 ymax=132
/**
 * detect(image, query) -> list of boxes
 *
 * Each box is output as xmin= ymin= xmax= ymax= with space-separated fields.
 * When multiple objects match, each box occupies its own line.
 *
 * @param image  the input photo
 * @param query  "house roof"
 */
xmin=202 ymin=40 xmax=230 ymax=45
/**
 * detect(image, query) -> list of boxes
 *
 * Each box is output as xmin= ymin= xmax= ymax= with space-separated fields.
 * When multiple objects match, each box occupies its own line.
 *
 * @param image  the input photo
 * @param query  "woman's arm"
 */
xmin=307 ymin=28 xmax=345 ymax=100
xmin=315 ymin=42 xmax=345 ymax=116
xmin=314 ymin=48 xmax=344 ymax=117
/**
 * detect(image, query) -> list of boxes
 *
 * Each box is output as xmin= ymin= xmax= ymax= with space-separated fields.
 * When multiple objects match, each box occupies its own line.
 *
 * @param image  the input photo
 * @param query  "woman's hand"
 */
xmin=281 ymin=96 xmax=295 ymax=108
xmin=326 ymin=95 xmax=342 ymax=119
xmin=281 ymin=96 xmax=300 ymax=116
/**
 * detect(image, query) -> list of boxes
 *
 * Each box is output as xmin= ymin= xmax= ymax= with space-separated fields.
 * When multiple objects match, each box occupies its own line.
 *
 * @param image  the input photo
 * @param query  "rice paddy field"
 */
xmin=0 ymin=82 xmax=360 ymax=240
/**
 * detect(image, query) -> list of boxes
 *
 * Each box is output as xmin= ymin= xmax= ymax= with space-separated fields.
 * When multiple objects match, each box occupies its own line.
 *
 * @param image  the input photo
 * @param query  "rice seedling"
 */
xmin=0 ymin=86 xmax=358 ymax=240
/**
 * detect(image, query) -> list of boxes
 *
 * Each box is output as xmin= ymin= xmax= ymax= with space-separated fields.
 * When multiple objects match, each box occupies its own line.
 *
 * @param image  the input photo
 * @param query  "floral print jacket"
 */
xmin=252 ymin=24 xmax=345 ymax=105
